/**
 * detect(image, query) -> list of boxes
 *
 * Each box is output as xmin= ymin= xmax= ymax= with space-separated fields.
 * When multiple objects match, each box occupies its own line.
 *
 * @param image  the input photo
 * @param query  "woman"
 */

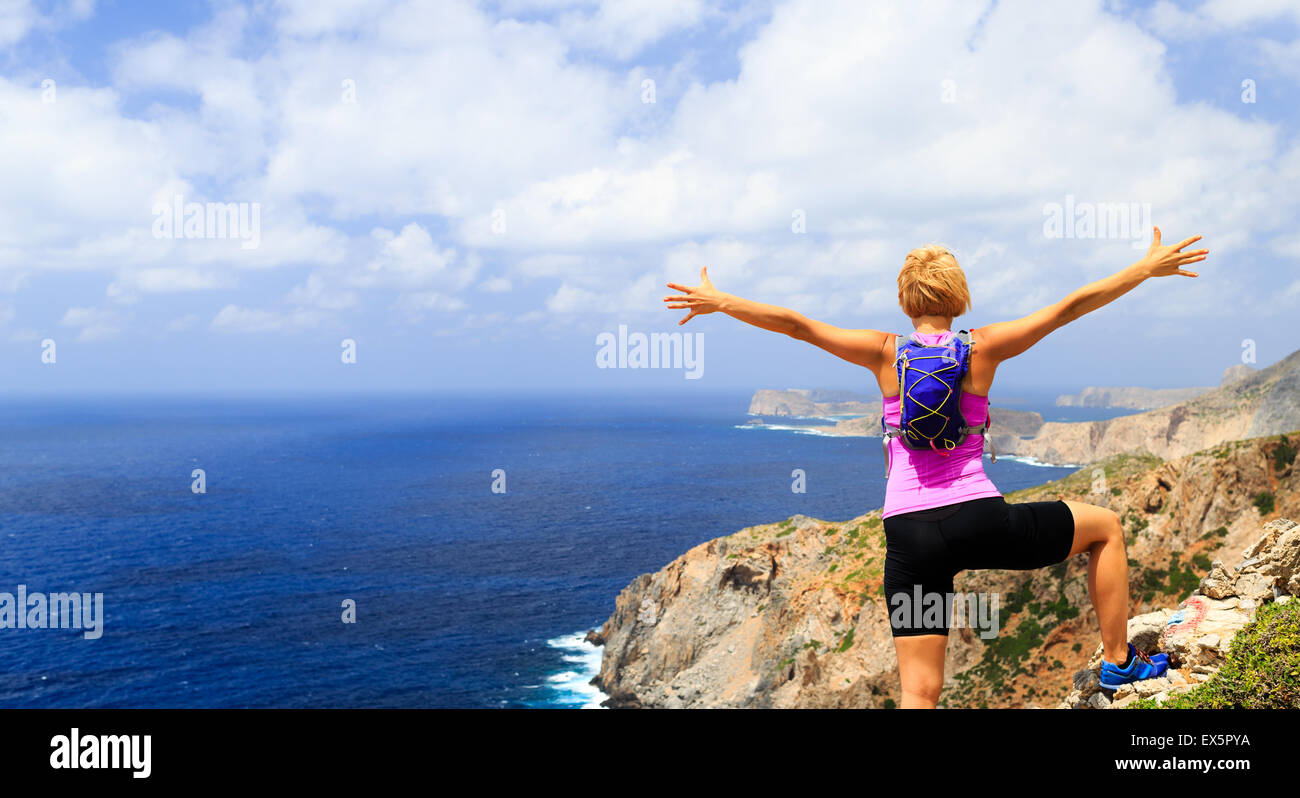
xmin=662 ymin=226 xmax=1208 ymax=708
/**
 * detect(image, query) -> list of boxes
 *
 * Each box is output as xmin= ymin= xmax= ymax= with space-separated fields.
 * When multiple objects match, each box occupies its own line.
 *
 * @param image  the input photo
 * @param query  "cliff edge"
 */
xmin=591 ymin=431 xmax=1299 ymax=708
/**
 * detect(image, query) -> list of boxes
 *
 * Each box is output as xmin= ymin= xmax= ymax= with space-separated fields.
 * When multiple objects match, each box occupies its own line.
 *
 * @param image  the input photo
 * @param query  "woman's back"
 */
xmin=880 ymin=330 xmax=1001 ymax=518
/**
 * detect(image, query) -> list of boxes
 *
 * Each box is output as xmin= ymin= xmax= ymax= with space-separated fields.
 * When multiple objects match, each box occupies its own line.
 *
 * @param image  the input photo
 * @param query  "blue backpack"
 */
xmin=880 ymin=329 xmax=996 ymax=477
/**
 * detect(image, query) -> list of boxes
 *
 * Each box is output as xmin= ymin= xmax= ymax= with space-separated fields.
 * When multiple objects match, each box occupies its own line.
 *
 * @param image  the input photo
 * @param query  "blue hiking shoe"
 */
xmin=1099 ymin=643 xmax=1168 ymax=688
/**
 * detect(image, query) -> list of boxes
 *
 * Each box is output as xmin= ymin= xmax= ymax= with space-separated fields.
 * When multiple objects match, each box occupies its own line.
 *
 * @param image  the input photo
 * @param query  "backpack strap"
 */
xmin=951 ymin=329 xmax=997 ymax=461
xmin=956 ymin=412 xmax=997 ymax=463
xmin=881 ymin=416 xmax=900 ymax=477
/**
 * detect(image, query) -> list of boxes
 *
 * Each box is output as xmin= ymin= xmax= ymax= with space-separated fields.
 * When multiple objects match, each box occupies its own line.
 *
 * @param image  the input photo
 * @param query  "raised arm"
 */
xmin=976 ymin=226 xmax=1207 ymax=362
xmin=663 ymin=266 xmax=893 ymax=369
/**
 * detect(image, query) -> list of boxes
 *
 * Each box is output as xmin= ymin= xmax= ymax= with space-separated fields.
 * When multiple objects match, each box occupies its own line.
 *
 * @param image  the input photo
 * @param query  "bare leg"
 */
xmin=893 ymin=634 xmax=948 ymax=708
xmin=1062 ymin=500 xmax=1130 ymax=665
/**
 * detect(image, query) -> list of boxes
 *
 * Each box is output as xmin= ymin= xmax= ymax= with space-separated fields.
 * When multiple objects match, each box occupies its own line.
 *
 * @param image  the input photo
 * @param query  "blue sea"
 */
xmin=0 ymin=392 xmax=1129 ymax=708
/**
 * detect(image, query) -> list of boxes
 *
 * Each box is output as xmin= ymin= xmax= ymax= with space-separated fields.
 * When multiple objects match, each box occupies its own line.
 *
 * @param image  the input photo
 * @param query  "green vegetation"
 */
xmin=1129 ymin=599 xmax=1300 ymax=708
xmin=1137 ymin=552 xmax=1204 ymax=604
xmin=1123 ymin=510 xmax=1150 ymax=545
xmin=1254 ymin=491 xmax=1275 ymax=516
xmin=1003 ymin=452 xmax=1163 ymax=504
xmin=835 ymin=627 xmax=856 ymax=653
xmin=1272 ymin=435 xmax=1297 ymax=474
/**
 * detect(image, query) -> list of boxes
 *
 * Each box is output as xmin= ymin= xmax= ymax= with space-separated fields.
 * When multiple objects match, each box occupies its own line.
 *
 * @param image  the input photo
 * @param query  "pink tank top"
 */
xmin=881 ymin=331 xmax=1002 ymax=519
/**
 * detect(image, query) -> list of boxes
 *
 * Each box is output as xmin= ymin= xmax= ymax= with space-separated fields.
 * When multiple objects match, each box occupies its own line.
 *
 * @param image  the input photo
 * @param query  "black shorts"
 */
xmin=882 ymin=496 xmax=1076 ymax=637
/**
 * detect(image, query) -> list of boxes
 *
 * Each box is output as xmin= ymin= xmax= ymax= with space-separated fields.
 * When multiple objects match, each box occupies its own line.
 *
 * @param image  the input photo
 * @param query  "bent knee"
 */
xmin=1092 ymin=508 xmax=1124 ymax=550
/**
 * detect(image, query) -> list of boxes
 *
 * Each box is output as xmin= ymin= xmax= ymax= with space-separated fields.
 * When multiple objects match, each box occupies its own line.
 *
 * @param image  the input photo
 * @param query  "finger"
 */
xmin=1152 ymin=226 xmax=1161 ymax=247
xmin=1175 ymin=252 xmax=1207 ymax=264
xmin=700 ymin=265 xmax=710 ymax=283
xmin=1174 ymin=234 xmax=1202 ymax=251
xmin=665 ymin=283 xmax=692 ymax=293
xmin=679 ymin=309 xmax=698 ymax=325
xmin=1176 ymin=270 xmax=1199 ymax=277
xmin=665 ymin=303 xmax=692 ymax=309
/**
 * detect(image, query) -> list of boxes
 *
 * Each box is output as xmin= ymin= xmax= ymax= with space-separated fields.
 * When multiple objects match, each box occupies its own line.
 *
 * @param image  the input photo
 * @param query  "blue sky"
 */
xmin=0 ymin=0 xmax=1297 ymax=396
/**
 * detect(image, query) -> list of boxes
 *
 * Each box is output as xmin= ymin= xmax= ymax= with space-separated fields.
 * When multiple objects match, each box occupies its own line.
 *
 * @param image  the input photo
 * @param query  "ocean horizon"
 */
xmin=0 ymin=391 xmax=1133 ymax=708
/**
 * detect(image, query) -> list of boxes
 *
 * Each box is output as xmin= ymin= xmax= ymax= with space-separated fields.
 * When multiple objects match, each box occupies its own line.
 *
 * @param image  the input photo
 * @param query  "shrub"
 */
xmin=1254 ymin=491 xmax=1275 ymax=516
xmin=1272 ymin=436 xmax=1297 ymax=474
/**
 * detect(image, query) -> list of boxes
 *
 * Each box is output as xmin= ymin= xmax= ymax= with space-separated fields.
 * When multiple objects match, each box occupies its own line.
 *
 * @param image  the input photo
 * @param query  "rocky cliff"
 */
xmin=747 ymin=389 xmax=875 ymax=417
xmin=1004 ymin=353 xmax=1297 ymax=465
xmin=1061 ymin=518 xmax=1300 ymax=709
xmin=590 ymin=430 xmax=1300 ymax=708
xmin=1054 ymin=364 xmax=1257 ymax=410
xmin=1055 ymin=386 xmax=1212 ymax=410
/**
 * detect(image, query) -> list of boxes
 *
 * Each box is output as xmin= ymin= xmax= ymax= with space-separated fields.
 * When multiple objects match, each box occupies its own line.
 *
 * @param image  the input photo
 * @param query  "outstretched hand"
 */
xmin=664 ymin=266 xmax=725 ymax=326
xmin=1139 ymin=226 xmax=1207 ymax=278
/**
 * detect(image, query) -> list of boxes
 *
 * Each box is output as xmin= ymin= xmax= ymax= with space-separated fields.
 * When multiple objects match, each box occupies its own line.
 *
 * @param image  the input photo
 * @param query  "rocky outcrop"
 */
xmin=1056 ymin=386 xmax=1213 ymax=410
xmin=1054 ymin=365 xmax=1258 ymax=411
xmin=1060 ymin=518 xmax=1299 ymax=708
xmin=1221 ymin=363 xmax=1258 ymax=386
xmin=747 ymin=389 xmax=875 ymax=417
xmin=591 ymin=430 xmax=1300 ymax=708
xmin=1005 ymin=350 xmax=1300 ymax=465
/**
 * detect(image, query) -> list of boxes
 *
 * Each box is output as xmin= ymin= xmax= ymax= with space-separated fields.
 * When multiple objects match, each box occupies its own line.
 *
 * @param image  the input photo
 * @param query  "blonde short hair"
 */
xmin=897 ymin=245 xmax=971 ymax=319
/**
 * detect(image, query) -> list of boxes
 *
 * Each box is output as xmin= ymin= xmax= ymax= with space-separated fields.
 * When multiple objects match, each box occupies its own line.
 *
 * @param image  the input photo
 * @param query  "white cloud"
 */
xmin=479 ymin=275 xmax=512 ymax=292
xmin=356 ymin=224 xmax=466 ymax=288
xmin=551 ymin=0 xmax=705 ymax=60
xmin=210 ymin=304 xmax=323 ymax=333
xmin=61 ymin=306 xmax=124 ymax=341
xmin=1146 ymin=0 xmax=1300 ymax=36
xmin=108 ymin=268 xmax=232 ymax=301
xmin=394 ymin=291 xmax=466 ymax=314
xmin=287 ymin=272 xmax=358 ymax=310
xmin=0 ymin=0 xmax=40 ymax=48
xmin=165 ymin=313 xmax=200 ymax=332
xmin=0 ymin=0 xmax=1296 ymax=348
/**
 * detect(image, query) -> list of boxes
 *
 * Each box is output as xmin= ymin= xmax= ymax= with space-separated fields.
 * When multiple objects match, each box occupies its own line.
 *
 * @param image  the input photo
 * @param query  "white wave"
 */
xmin=734 ymin=423 xmax=839 ymax=437
xmin=747 ymin=413 xmax=867 ymax=423
xmin=543 ymin=631 xmax=608 ymax=709
xmin=994 ymin=454 xmax=1081 ymax=469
